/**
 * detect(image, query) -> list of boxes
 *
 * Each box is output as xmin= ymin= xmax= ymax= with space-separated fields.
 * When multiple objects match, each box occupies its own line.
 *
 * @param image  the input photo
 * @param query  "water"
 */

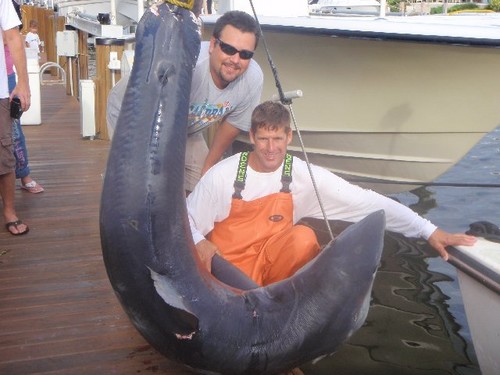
xmin=302 ymin=126 xmax=500 ymax=374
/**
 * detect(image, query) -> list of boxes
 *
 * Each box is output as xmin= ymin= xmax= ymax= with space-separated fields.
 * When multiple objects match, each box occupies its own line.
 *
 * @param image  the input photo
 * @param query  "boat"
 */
xmin=52 ymin=0 xmax=142 ymax=37
xmin=448 ymin=237 xmax=500 ymax=375
xmin=309 ymin=0 xmax=382 ymax=16
xmin=201 ymin=0 xmax=500 ymax=194
xmin=40 ymin=0 xmax=500 ymax=194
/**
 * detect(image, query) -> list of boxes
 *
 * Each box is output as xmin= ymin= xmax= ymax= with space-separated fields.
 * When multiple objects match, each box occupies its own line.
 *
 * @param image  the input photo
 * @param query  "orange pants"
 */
xmin=255 ymin=224 xmax=320 ymax=286
xmin=210 ymin=192 xmax=320 ymax=286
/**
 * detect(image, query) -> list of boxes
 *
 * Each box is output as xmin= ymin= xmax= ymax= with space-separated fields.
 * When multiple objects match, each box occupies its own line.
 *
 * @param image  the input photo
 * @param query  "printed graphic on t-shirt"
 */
xmin=188 ymin=100 xmax=232 ymax=135
xmin=25 ymin=33 xmax=40 ymax=51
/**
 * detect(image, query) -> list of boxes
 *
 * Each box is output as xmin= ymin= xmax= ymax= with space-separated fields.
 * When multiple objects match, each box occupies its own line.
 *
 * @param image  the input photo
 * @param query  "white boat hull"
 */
xmin=202 ymin=14 xmax=500 ymax=193
xmin=450 ymin=238 xmax=500 ymax=375
xmin=456 ymin=270 xmax=500 ymax=375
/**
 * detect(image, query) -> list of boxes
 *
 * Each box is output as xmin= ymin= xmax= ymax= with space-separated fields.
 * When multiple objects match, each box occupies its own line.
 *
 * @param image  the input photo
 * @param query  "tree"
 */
xmin=387 ymin=0 xmax=403 ymax=12
xmin=491 ymin=0 xmax=500 ymax=12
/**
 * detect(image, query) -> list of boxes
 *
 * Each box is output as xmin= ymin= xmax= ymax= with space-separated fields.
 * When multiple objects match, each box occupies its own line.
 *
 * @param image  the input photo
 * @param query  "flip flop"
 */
xmin=5 ymin=220 xmax=29 ymax=236
xmin=21 ymin=181 xmax=44 ymax=194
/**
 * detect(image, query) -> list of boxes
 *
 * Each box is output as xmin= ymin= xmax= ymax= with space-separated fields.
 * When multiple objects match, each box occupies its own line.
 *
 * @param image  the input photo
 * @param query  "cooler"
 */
xmin=22 ymin=48 xmax=41 ymax=125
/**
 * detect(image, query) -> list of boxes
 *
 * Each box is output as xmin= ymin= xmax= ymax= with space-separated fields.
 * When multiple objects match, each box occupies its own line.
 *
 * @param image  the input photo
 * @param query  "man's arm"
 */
xmin=195 ymin=239 xmax=220 ymax=273
xmin=106 ymin=75 xmax=129 ymax=139
xmin=4 ymin=27 xmax=30 ymax=111
xmin=301 ymin=164 xmax=478 ymax=261
xmin=187 ymin=193 xmax=221 ymax=273
xmin=201 ymin=120 xmax=240 ymax=176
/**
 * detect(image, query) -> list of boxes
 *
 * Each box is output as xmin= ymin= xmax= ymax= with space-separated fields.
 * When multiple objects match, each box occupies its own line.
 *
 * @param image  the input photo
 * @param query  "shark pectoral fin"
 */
xmin=148 ymin=267 xmax=199 ymax=340
xmin=148 ymin=267 xmax=198 ymax=318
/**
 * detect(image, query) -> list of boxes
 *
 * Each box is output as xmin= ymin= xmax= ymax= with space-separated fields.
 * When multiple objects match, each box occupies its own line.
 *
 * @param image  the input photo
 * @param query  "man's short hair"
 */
xmin=251 ymin=101 xmax=291 ymax=134
xmin=212 ymin=11 xmax=260 ymax=49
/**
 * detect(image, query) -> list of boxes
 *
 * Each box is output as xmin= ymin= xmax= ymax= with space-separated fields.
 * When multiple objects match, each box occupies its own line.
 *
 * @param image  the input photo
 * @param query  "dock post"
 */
xmin=94 ymin=38 xmax=132 ymax=140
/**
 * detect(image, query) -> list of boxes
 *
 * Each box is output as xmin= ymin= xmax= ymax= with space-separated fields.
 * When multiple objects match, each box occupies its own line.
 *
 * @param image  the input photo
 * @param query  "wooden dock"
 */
xmin=0 ymin=85 xmax=195 ymax=374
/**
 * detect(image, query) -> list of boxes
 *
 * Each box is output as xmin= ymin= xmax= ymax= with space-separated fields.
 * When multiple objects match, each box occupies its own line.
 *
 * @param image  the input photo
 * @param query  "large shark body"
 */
xmin=100 ymin=2 xmax=385 ymax=374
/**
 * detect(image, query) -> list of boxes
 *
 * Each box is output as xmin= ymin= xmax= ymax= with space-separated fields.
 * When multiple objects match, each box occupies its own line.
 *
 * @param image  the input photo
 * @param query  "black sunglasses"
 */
xmin=216 ymin=38 xmax=254 ymax=60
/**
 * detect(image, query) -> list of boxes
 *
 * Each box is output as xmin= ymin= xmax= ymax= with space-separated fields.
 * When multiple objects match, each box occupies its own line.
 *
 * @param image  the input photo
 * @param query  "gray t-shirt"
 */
xmin=188 ymin=42 xmax=263 ymax=134
xmin=106 ymin=41 xmax=263 ymax=138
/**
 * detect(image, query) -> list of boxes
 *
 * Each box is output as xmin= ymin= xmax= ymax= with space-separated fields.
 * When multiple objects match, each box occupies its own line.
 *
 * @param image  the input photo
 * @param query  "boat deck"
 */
xmin=0 ymin=85 xmax=195 ymax=374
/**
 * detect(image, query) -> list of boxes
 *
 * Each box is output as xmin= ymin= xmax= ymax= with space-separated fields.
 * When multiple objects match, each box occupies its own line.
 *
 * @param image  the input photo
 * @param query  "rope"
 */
xmin=248 ymin=0 xmax=335 ymax=241
xmin=348 ymin=179 xmax=500 ymax=189
xmin=423 ymin=182 xmax=500 ymax=188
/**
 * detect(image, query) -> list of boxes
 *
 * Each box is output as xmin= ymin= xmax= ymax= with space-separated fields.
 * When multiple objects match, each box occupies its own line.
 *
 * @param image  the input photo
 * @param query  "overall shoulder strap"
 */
xmin=280 ymin=153 xmax=293 ymax=193
xmin=233 ymin=152 xmax=249 ymax=199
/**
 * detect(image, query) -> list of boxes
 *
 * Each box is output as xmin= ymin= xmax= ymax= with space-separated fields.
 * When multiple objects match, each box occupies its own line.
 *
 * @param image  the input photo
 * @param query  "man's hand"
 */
xmin=428 ymin=228 xmax=477 ymax=261
xmin=10 ymin=80 xmax=30 ymax=111
xmin=195 ymin=239 xmax=220 ymax=272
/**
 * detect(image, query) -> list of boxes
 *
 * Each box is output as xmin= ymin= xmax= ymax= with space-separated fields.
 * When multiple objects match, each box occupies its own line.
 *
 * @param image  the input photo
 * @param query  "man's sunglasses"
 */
xmin=216 ymin=38 xmax=254 ymax=60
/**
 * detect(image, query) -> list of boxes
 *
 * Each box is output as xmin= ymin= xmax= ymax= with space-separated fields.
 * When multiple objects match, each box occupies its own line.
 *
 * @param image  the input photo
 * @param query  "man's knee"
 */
xmin=261 ymin=225 xmax=320 ymax=285
xmin=292 ymin=225 xmax=320 ymax=254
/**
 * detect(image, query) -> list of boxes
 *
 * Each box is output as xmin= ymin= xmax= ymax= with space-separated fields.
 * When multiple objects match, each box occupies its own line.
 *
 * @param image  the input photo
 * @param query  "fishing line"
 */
xmin=248 ymin=0 xmax=335 ymax=241
xmin=421 ymin=182 xmax=500 ymax=188
xmin=348 ymin=180 xmax=500 ymax=189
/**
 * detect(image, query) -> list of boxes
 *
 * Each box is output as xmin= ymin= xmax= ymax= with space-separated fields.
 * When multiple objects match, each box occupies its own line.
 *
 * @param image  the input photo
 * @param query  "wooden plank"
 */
xmin=0 ymin=85 xmax=194 ymax=374
xmin=94 ymin=41 xmax=125 ymax=140
xmin=78 ymin=30 xmax=89 ymax=81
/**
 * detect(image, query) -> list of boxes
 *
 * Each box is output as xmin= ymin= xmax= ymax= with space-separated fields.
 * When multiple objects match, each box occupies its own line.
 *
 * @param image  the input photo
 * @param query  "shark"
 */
xmin=100 ymin=2 xmax=385 ymax=373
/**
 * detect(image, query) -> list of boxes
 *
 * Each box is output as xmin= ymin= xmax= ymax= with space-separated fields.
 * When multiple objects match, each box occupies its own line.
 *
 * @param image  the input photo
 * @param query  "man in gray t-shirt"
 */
xmin=107 ymin=10 xmax=263 ymax=191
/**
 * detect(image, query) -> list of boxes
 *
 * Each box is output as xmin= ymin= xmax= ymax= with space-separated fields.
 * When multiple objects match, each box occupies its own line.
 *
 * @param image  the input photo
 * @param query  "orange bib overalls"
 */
xmin=209 ymin=152 xmax=320 ymax=286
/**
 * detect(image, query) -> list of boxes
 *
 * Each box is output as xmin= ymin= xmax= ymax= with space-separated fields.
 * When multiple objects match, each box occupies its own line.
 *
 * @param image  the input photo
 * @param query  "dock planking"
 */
xmin=0 ymin=85 xmax=196 ymax=374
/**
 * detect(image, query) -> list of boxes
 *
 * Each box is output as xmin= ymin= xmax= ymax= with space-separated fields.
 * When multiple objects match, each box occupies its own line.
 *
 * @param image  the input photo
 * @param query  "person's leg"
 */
xmin=12 ymin=118 xmax=30 ymax=180
xmin=13 ymin=119 xmax=43 ymax=192
xmin=0 ymin=172 xmax=28 ymax=234
xmin=260 ymin=225 xmax=320 ymax=285
xmin=7 ymin=75 xmax=28 ymax=180
xmin=0 ymin=99 xmax=28 ymax=234
xmin=14 ymin=121 xmax=43 ymax=193
xmin=8 ymin=73 xmax=43 ymax=193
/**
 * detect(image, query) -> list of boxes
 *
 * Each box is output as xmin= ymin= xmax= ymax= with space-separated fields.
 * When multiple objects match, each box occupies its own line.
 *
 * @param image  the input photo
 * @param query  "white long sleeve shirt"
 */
xmin=187 ymin=153 xmax=437 ymax=245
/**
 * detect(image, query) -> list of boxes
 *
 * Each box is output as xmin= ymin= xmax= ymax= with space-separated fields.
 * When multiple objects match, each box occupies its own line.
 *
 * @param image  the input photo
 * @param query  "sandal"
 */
xmin=5 ymin=220 xmax=29 ymax=236
xmin=21 ymin=180 xmax=44 ymax=194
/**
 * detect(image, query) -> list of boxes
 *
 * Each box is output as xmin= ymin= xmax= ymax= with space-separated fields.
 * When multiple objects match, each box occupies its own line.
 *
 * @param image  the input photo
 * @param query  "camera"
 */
xmin=97 ymin=13 xmax=111 ymax=25
xmin=10 ymin=97 xmax=23 ymax=120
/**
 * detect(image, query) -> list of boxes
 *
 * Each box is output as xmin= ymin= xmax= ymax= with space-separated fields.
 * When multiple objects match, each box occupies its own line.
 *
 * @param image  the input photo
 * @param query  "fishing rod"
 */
xmin=347 ymin=179 xmax=500 ymax=189
xmin=248 ymin=0 xmax=335 ymax=242
xmin=249 ymin=0 xmax=335 ymax=240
